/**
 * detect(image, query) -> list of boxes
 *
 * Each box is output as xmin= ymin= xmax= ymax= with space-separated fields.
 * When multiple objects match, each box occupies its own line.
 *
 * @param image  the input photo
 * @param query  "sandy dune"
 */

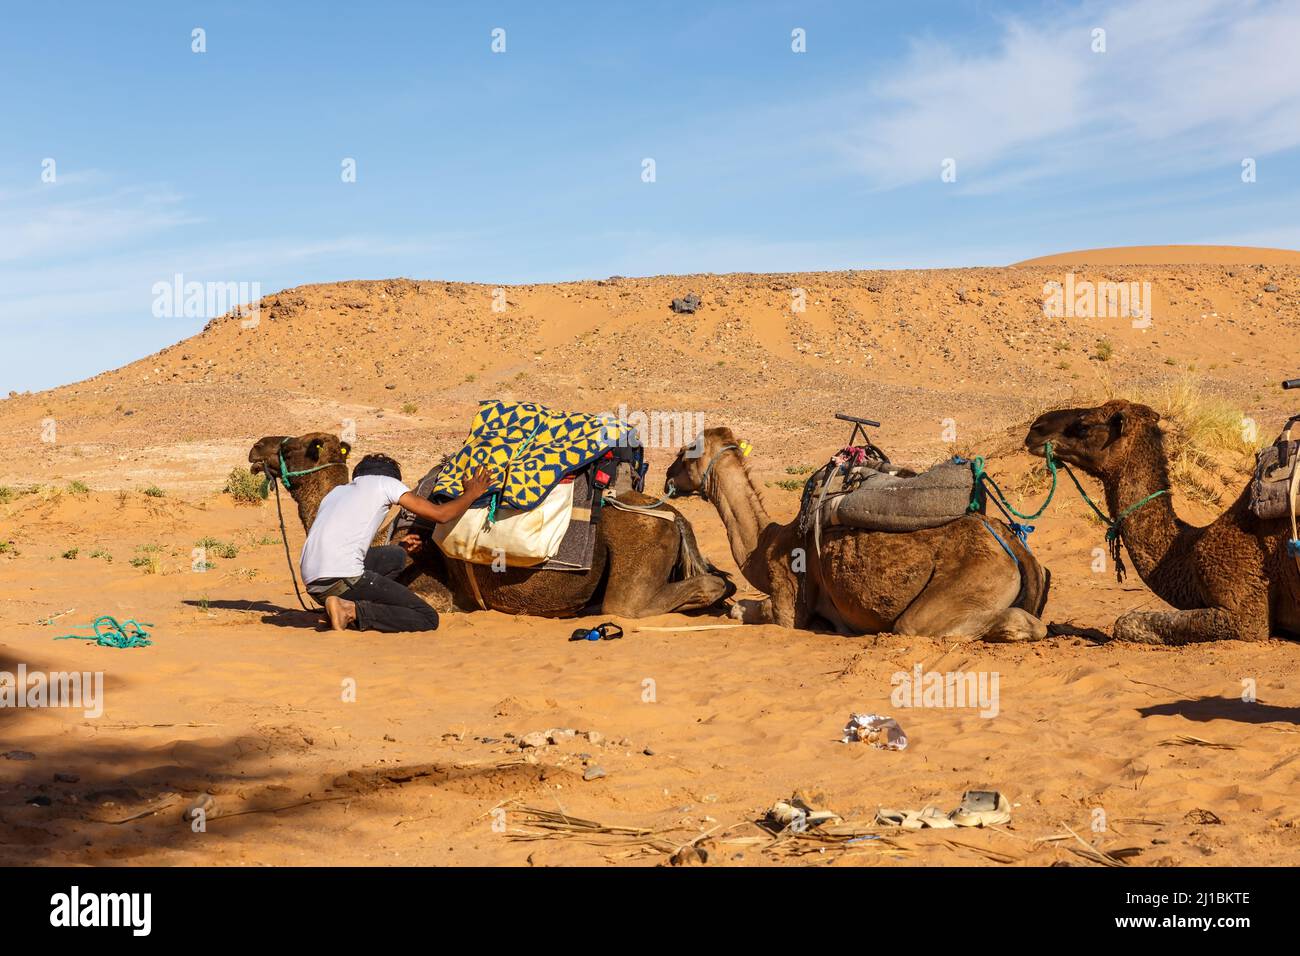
xmin=2 ymin=245 xmax=1299 ymax=866
xmin=1015 ymin=244 xmax=1300 ymax=267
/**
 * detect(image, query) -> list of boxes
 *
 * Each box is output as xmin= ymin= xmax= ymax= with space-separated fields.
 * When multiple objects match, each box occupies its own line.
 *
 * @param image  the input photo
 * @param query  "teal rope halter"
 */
xmin=967 ymin=440 xmax=1167 ymax=583
xmin=276 ymin=437 xmax=347 ymax=490
xmin=969 ymin=441 xmax=1059 ymax=521
xmin=1058 ymin=461 xmax=1168 ymax=582
xmin=54 ymin=615 xmax=153 ymax=648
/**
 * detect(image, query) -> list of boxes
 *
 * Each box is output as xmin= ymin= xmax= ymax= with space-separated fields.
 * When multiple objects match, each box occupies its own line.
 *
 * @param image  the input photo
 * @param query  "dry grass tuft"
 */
xmin=1114 ymin=374 xmax=1262 ymax=506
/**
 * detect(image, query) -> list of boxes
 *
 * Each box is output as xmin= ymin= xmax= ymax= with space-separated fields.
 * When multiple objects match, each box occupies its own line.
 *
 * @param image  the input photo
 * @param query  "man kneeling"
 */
xmin=300 ymin=453 xmax=491 ymax=632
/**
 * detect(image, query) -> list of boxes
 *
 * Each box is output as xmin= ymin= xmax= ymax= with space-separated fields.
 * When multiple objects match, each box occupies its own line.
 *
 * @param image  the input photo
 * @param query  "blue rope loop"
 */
xmin=978 ymin=518 xmax=1021 ymax=569
xmin=1288 ymin=539 xmax=1300 ymax=558
xmin=54 ymin=615 xmax=153 ymax=648
xmin=1008 ymin=521 xmax=1034 ymax=547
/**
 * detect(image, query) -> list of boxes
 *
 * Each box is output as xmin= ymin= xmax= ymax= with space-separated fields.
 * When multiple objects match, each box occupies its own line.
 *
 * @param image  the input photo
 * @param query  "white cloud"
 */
xmin=854 ymin=0 xmax=1300 ymax=190
xmin=0 ymin=180 xmax=196 ymax=262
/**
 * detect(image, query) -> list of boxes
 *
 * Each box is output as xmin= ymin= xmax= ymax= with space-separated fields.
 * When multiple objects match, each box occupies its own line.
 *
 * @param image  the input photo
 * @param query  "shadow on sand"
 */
xmin=0 ymin=643 xmax=319 ymax=864
xmin=181 ymin=598 xmax=322 ymax=630
xmin=1138 ymin=695 xmax=1300 ymax=726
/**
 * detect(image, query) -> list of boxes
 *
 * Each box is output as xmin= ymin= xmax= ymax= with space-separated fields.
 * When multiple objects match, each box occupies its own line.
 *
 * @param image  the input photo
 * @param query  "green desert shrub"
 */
xmin=223 ymin=467 xmax=266 ymax=504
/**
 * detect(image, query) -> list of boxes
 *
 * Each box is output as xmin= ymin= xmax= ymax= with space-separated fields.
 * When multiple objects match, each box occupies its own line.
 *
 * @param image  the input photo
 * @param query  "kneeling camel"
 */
xmin=1027 ymin=399 xmax=1300 ymax=643
xmin=664 ymin=428 xmax=1051 ymax=642
xmin=248 ymin=432 xmax=733 ymax=619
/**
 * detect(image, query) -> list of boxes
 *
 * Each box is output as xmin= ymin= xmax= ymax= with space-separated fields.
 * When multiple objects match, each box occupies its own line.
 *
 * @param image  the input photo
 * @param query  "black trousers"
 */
xmin=309 ymin=545 xmax=439 ymax=633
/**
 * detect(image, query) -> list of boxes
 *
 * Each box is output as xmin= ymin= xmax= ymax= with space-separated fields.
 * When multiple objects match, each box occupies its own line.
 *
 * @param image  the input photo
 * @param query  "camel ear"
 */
xmin=340 ymin=441 xmax=351 ymax=460
xmin=1105 ymin=410 xmax=1128 ymax=443
xmin=306 ymin=438 xmax=324 ymax=461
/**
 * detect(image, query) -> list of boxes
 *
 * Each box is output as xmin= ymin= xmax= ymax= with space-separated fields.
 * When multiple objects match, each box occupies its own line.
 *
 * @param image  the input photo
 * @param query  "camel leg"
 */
xmin=603 ymin=574 xmax=729 ymax=618
xmin=894 ymin=556 xmax=1046 ymax=642
xmin=600 ymin=514 xmax=730 ymax=617
xmin=761 ymin=562 xmax=805 ymax=629
xmin=897 ymin=601 xmax=1046 ymax=642
xmin=398 ymin=566 xmax=463 ymax=613
xmin=1112 ymin=606 xmax=1263 ymax=644
xmin=976 ymin=607 xmax=1049 ymax=643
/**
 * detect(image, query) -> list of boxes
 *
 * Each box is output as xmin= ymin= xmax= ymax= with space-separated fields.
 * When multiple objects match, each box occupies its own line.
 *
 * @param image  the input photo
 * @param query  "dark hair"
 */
xmin=352 ymin=453 xmax=402 ymax=482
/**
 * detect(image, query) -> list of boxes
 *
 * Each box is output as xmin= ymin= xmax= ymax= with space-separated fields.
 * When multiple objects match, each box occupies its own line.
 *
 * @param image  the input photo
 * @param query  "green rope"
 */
xmin=969 ymin=441 xmax=1059 ymax=520
xmin=277 ymin=437 xmax=346 ymax=490
xmin=966 ymin=437 xmax=1169 ymax=584
xmin=1058 ymin=462 xmax=1168 ymax=542
xmin=485 ymin=421 xmax=543 ymax=526
xmin=1058 ymin=459 xmax=1168 ymax=583
xmin=53 ymin=615 xmax=153 ymax=648
xmin=1059 ymin=461 xmax=1110 ymax=526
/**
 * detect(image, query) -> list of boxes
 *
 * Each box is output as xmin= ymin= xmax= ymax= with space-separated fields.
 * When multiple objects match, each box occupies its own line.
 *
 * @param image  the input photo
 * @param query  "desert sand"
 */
xmin=2 ymin=245 xmax=1299 ymax=866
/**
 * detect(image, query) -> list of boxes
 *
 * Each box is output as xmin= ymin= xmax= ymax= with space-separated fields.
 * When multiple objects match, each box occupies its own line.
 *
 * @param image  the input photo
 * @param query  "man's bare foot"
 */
xmin=324 ymin=596 xmax=357 ymax=631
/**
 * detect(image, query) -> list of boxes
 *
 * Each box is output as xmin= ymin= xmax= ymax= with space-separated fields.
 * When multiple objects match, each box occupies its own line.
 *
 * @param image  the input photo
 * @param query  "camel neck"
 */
xmin=1102 ymin=435 xmax=1197 ymax=606
xmin=292 ymin=471 xmax=347 ymax=532
xmin=703 ymin=452 xmax=772 ymax=581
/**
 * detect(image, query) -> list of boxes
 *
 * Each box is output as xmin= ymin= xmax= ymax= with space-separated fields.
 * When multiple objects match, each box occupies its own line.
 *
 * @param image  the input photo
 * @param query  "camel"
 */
xmin=246 ymin=432 xmax=733 ymax=619
xmin=1026 ymin=399 xmax=1300 ymax=644
xmin=663 ymin=428 xmax=1051 ymax=641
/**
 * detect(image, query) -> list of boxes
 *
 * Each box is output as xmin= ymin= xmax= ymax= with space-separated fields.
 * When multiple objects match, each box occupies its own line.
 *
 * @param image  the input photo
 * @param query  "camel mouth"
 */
xmin=1024 ymin=439 xmax=1049 ymax=459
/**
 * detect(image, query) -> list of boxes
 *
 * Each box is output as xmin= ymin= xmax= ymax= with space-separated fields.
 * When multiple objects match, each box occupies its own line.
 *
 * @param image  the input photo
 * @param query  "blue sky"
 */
xmin=3 ymin=0 xmax=1299 ymax=392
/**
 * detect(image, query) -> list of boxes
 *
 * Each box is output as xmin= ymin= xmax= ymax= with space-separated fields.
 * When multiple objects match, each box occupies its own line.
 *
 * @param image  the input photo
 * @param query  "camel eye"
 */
xmin=1064 ymin=421 xmax=1089 ymax=439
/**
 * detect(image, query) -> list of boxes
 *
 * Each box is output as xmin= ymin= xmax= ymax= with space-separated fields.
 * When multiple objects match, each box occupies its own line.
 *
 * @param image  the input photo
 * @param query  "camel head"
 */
xmin=247 ymin=432 xmax=352 ymax=496
xmin=1025 ymin=399 xmax=1160 ymax=477
xmin=664 ymin=427 xmax=741 ymax=497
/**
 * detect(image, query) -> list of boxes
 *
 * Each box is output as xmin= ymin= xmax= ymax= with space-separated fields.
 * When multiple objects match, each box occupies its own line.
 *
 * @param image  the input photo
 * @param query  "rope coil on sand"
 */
xmin=54 ymin=615 xmax=153 ymax=648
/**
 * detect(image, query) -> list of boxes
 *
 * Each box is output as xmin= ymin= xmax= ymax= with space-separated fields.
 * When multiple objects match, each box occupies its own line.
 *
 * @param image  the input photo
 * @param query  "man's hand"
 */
xmin=461 ymin=465 xmax=493 ymax=501
xmin=397 ymin=466 xmax=495 ymax=527
xmin=398 ymin=533 xmax=424 ymax=556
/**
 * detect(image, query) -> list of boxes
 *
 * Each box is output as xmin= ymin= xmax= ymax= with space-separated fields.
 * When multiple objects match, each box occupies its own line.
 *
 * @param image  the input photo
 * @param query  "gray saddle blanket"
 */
xmin=810 ymin=459 xmax=977 ymax=533
xmin=1249 ymin=439 xmax=1300 ymax=521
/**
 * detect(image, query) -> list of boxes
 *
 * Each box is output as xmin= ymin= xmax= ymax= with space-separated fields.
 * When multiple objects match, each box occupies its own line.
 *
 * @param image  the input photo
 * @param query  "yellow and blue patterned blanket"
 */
xmin=431 ymin=400 xmax=634 ymax=510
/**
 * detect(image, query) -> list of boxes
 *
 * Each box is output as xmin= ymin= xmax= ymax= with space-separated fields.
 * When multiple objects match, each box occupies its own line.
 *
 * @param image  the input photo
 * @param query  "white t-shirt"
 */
xmin=300 ymin=475 xmax=411 ymax=583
